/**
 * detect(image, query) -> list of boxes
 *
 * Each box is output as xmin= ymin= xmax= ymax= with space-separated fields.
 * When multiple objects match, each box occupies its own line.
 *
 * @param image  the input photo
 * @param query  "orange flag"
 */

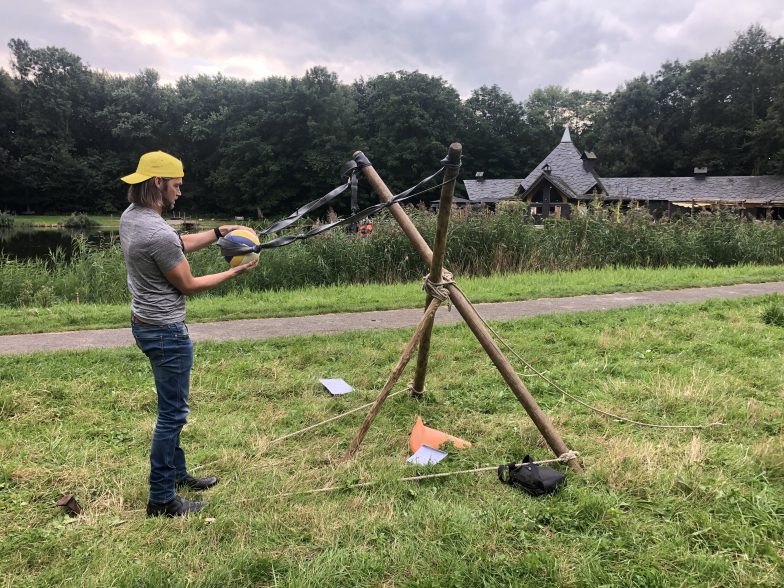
xmin=409 ymin=416 xmax=472 ymax=453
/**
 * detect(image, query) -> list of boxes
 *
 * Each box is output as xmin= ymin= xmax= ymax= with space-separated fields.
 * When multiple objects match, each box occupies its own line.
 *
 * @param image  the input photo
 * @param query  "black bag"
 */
xmin=497 ymin=455 xmax=566 ymax=496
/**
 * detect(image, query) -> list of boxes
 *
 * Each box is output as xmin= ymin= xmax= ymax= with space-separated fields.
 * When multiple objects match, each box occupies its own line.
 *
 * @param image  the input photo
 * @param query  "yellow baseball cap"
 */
xmin=121 ymin=151 xmax=185 ymax=184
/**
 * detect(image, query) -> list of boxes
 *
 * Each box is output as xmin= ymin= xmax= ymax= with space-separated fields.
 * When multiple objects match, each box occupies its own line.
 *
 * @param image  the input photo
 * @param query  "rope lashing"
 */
xmin=558 ymin=450 xmax=579 ymax=462
xmin=422 ymin=270 xmax=454 ymax=310
xmin=407 ymin=381 xmax=424 ymax=397
xmin=264 ymin=452 xmax=578 ymax=499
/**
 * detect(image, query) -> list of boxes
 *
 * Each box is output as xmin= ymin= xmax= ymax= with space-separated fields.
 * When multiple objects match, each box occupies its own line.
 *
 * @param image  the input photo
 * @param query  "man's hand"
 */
xmin=164 ymin=256 xmax=258 ymax=295
xmin=231 ymin=258 xmax=259 ymax=274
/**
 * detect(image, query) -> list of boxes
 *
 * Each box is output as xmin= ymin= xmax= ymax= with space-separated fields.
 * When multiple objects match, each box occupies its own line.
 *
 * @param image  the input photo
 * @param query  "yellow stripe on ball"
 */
xmin=230 ymin=251 xmax=260 ymax=268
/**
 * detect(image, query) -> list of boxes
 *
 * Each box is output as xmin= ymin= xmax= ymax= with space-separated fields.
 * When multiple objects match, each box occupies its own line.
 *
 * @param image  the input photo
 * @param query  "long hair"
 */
xmin=127 ymin=178 xmax=164 ymax=208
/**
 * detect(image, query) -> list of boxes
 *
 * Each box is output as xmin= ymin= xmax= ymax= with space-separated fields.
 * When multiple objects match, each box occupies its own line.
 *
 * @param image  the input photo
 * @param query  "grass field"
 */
xmin=10 ymin=215 xmax=122 ymax=229
xmin=8 ymin=214 xmax=234 ymax=230
xmin=1 ymin=294 xmax=782 ymax=586
xmin=0 ymin=264 xmax=783 ymax=335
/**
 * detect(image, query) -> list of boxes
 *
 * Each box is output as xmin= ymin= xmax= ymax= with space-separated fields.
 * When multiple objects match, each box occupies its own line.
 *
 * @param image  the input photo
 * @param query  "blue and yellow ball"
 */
xmin=223 ymin=229 xmax=260 ymax=267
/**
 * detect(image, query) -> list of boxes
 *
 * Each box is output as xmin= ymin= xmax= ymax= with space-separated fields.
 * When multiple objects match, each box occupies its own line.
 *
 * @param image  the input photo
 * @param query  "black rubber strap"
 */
xmin=256 ymin=166 xmax=446 ymax=250
xmin=216 ymin=164 xmax=450 ymax=257
xmin=440 ymin=154 xmax=463 ymax=170
xmin=353 ymin=152 xmax=372 ymax=168
xmin=258 ymin=179 xmax=352 ymax=237
xmin=340 ymin=160 xmax=358 ymax=181
xmin=213 ymin=227 xmax=222 ymax=239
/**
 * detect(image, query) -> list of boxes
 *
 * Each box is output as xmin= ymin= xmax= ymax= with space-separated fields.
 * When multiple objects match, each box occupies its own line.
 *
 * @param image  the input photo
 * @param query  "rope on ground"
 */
xmin=265 ymin=453 xmax=578 ymax=499
xmin=450 ymin=283 xmax=724 ymax=430
xmin=270 ymin=390 xmax=405 ymax=444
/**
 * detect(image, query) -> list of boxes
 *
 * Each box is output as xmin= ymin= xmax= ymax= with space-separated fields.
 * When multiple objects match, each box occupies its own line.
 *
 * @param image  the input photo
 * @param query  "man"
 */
xmin=119 ymin=150 xmax=257 ymax=517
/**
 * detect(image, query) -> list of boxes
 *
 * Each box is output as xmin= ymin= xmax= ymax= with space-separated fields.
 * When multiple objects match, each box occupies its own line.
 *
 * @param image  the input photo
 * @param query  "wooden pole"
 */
xmin=411 ymin=143 xmax=462 ymax=396
xmin=344 ymin=297 xmax=442 ymax=459
xmin=354 ymin=150 xmax=583 ymax=472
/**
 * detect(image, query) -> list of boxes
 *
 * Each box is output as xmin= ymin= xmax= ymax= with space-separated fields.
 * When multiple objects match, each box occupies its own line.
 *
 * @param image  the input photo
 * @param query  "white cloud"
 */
xmin=566 ymin=61 xmax=641 ymax=93
xmin=1 ymin=0 xmax=783 ymax=100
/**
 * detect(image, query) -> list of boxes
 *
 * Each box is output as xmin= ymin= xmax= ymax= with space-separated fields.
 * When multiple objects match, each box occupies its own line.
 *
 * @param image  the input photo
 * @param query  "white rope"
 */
xmin=452 ymin=284 xmax=724 ymax=430
xmin=270 ymin=390 xmax=404 ymax=444
xmin=265 ymin=453 xmax=578 ymax=499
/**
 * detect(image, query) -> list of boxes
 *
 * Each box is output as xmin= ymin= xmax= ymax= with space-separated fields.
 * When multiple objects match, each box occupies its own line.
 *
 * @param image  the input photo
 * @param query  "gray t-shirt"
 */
xmin=119 ymin=204 xmax=186 ymax=325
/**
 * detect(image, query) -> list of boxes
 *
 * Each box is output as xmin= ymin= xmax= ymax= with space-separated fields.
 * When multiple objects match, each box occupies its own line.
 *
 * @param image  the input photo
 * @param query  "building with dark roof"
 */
xmin=462 ymin=127 xmax=784 ymax=221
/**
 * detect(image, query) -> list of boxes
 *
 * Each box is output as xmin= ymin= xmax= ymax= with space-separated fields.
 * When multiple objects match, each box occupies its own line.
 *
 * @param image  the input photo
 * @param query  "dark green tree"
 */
xmin=0 ymin=69 xmax=20 ymax=210
xmin=353 ymin=71 xmax=465 ymax=201
xmin=8 ymin=39 xmax=98 ymax=211
xmin=594 ymin=25 xmax=784 ymax=178
xmin=462 ymin=84 xmax=530 ymax=180
xmin=208 ymin=67 xmax=356 ymax=217
xmin=524 ymin=85 xmax=609 ymax=164
xmin=171 ymin=73 xmax=251 ymax=212
xmin=594 ymin=76 xmax=665 ymax=177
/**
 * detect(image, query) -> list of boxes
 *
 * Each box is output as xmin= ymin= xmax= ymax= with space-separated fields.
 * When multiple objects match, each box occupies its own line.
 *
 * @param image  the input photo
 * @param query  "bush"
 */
xmin=762 ymin=300 xmax=784 ymax=327
xmin=61 ymin=213 xmax=98 ymax=229
xmin=0 ymin=212 xmax=14 ymax=228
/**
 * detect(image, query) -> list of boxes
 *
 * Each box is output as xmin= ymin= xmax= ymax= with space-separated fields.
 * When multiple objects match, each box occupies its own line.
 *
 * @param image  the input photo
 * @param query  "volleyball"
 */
xmin=223 ymin=229 xmax=260 ymax=267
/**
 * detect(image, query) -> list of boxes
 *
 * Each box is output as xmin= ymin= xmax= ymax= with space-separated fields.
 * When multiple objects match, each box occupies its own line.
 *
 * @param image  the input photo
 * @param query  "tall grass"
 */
xmin=0 ymin=212 xmax=14 ymax=228
xmin=2 ymin=206 xmax=783 ymax=306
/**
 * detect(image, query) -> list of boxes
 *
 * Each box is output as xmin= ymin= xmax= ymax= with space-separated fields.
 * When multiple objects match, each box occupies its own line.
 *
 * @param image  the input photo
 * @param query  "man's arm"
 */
xmin=180 ymin=224 xmax=257 ymax=254
xmin=163 ymin=255 xmax=258 ymax=296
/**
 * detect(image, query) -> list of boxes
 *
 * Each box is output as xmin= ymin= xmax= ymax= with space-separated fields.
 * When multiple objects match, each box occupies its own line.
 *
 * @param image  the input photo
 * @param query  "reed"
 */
xmin=1 ymin=206 xmax=783 ymax=306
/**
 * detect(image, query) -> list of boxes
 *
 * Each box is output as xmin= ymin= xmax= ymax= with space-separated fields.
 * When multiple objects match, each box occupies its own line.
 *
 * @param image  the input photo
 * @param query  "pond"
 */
xmin=0 ymin=227 xmax=118 ymax=261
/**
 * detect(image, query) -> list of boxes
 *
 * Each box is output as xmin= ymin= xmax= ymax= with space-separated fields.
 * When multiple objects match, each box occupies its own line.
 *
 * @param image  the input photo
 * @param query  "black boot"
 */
xmin=176 ymin=474 xmax=219 ymax=491
xmin=146 ymin=495 xmax=207 ymax=517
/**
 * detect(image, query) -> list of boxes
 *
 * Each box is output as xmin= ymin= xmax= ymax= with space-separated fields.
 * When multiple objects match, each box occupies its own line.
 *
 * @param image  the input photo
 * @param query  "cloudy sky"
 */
xmin=2 ymin=0 xmax=783 ymax=100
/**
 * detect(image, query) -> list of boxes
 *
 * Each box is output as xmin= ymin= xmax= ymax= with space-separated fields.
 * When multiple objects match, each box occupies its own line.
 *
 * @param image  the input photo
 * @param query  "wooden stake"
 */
xmin=343 ymin=297 xmax=442 ymax=459
xmin=354 ymin=149 xmax=583 ymax=472
xmin=411 ymin=143 xmax=462 ymax=397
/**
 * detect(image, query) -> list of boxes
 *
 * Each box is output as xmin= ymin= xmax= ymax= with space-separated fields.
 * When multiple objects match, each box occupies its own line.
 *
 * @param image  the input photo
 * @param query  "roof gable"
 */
xmin=521 ymin=134 xmax=600 ymax=195
xmin=519 ymin=173 xmax=577 ymax=200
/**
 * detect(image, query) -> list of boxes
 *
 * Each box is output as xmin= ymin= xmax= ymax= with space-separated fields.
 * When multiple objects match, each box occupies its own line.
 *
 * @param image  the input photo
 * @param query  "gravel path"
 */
xmin=1 ymin=281 xmax=782 ymax=356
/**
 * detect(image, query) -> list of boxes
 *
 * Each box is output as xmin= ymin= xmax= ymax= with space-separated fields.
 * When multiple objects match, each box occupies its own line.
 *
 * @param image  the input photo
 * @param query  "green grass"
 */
xmin=9 ymin=214 xmax=233 ymax=230
xmin=1 ymin=295 xmax=783 ymax=586
xmin=11 ymin=215 xmax=122 ymax=229
xmin=0 ymin=264 xmax=782 ymax=335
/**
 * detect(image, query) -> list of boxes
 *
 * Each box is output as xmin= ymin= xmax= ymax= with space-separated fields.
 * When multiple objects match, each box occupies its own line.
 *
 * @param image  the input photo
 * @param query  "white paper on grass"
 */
xmin=320 ymin=378 xmax=353 ymax=395
xmin=407 ymin=444 xmax=448 ymax=465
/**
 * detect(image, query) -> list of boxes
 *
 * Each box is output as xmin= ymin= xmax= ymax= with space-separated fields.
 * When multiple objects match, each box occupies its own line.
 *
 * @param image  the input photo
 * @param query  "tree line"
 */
xmin=0 ymin=25 xmax=782 ymax=217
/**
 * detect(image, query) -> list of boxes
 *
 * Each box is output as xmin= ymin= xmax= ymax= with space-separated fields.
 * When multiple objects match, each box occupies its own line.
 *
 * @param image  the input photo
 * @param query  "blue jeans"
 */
xmin=132 ymin=321 xmax=193 ymax=504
